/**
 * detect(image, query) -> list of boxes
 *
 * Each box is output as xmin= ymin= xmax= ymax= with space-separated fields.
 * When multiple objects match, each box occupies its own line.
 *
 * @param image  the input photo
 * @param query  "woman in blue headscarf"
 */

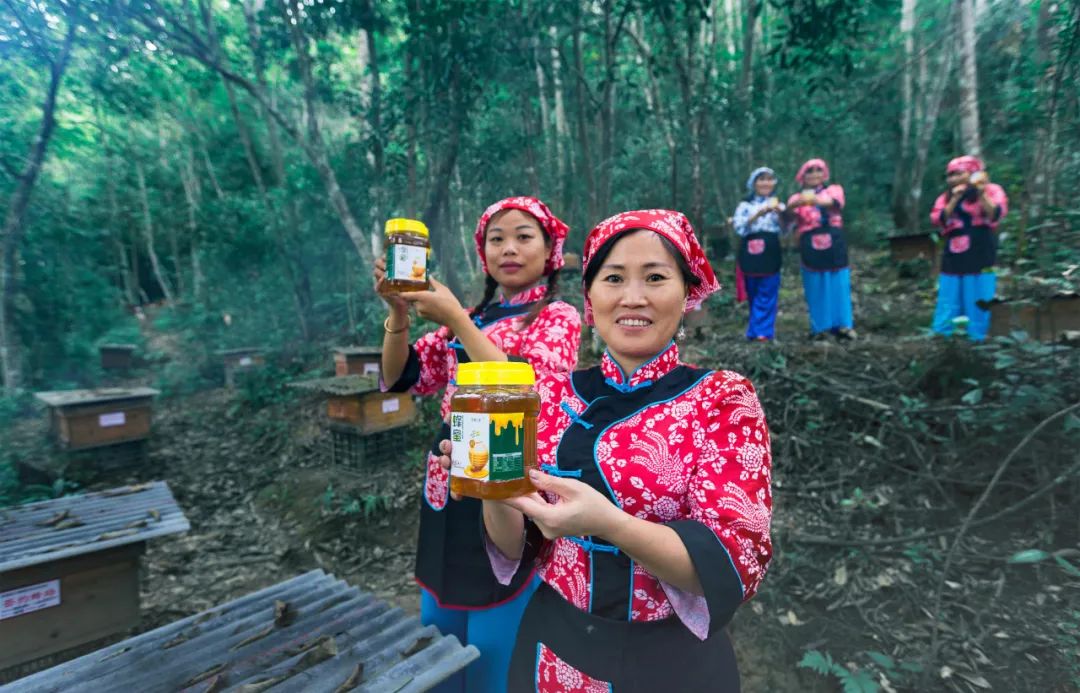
xmin=733 ymin=167 xmax=788 ymax=341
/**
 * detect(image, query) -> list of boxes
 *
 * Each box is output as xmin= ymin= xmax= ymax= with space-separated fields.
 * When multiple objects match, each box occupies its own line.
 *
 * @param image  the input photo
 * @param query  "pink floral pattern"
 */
xmin=930 ymin=183 xmax=1009 ymax=233
xmin=787 ymin=184 xmax=846 ymax=234
xmin=533 ymin=343 xmax=773 ymax=635
xmin=581 ymin=210 xmax=720 ymax=325
xmin=411 ymin=284 xmax=581 ymax=509
xmin=536 ymin=643 xmax=612 ymax=693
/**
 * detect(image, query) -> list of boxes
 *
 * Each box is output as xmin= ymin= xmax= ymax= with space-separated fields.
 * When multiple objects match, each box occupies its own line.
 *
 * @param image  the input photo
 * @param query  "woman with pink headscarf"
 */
xmin=930 ymin=156 xmax=1008 ymax=341
xmin=435 ymin=210 xmax=773 ymax=691
xmin=374 ymin=196 xmax=581 ymax=692
xmin=787 ymin=158 xmax=855 ymax=340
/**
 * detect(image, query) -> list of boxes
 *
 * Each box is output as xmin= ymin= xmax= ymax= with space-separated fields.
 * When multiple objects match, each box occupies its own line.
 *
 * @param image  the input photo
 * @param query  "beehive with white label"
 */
xmin=34 ymin=388 xmax=159 ymax=452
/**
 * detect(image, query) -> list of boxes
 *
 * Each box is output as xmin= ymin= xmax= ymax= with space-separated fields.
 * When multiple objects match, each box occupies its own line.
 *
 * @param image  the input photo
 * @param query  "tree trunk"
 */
xmin=1 ymin=20 xmax=76 ymax=392
xmin=533 ymin=35 xmax=553 ymax=169
xmin=135 ymin=161 xmax=176 ymax=304
xmin=549 ymin=26 xmax=571 ymax=202
xmin=908 ymin=41 xmax=956 ymax=234
xmin=955 ymin=0 xmax=981 ymax=156
xmin=891 ymin=0 xmax=918 ymax=231
xmin=572 ymin=6 xmax=597 ymax=220
xmin=627 ymin=18 xmax=678 ymax=208
xmin=180 ymin=144 xmax=205 ymax=304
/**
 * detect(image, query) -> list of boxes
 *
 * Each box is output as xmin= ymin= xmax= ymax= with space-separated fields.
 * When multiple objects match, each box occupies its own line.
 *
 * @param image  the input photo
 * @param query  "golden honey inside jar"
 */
xmin=450 ymin=362 xmax=540 ymax=500
xmin=383 ymin=217 xmax=430 ymax=292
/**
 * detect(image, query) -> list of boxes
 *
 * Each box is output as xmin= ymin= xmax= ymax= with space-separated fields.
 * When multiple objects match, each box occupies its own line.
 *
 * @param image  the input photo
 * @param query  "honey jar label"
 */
xmin=386 ymin=244 xmax=428 ymax=282
xmin=450 ymin=411 xmax=526 ymax=482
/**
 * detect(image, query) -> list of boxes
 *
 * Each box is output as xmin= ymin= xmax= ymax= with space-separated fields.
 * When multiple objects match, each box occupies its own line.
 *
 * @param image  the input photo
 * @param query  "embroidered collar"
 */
xmin=600 ymin=341 xmax=680 ymax=391
xmin=498 ymin=283 xmax=547 ymax=307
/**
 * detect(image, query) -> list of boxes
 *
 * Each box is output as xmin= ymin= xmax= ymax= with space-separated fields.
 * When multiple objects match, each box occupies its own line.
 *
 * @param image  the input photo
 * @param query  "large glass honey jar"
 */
xmin=449 ymin=362 xmax=540 ymax=500
xmin=383 ymin=218 xmax=430 ymax=292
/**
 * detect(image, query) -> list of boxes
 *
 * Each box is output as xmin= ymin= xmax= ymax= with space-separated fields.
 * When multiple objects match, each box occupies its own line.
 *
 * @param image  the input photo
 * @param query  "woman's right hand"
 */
xmin=435 ymin=439 xmax=463 ymax=501
xmin=373 ymin=257 xmax=409 ymax=313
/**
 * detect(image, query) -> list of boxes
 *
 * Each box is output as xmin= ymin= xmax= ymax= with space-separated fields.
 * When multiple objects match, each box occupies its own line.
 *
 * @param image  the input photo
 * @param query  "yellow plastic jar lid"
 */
xmin=456 ymin=361 xmax=536 ymax=386
xmin=385 ymin=218 xmax=429 ymax=237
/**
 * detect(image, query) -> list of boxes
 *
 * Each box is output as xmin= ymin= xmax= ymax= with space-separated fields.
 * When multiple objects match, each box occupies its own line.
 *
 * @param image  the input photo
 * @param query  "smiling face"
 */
xmin=483 ymin=208 xmax=550 ymax=294
xmin=586 ymin=230 xmax=688 ymax=375
xmin=753 ymin=173 xmax=777 ymax=197
xmin=801 ymin=167 xmax=825 ymax=189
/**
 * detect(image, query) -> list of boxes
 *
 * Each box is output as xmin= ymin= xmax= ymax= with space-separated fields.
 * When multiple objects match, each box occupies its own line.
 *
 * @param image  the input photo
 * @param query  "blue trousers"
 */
xmin=745 ymin=273 xmax=781 ymax=340
xmin=420 ymin=575 xmax=540 ymax=693
xmin=932 ymin=272 xmax=996 ymax=341
xmin=801 ymin=267 xmax=853 ymax=334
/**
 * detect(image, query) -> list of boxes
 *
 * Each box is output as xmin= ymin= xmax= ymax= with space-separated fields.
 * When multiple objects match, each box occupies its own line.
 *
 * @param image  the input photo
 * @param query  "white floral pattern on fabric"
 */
xmin=424 ymin=452 xmax=449 ymax=511
xmin=536 ymin=643 xmax=612 ymax=693
xmin=409 ymin=284 xmax=581 ymax=508
xmin=529 ymin=342 xmax=773 ymax=637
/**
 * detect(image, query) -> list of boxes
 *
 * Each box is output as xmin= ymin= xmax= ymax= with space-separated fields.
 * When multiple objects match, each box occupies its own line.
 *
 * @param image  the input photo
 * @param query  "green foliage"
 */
xmin=800 ymin=648 xmax=923 ymax=692
xmin=0 ymin=462 xmax=77 ymax=509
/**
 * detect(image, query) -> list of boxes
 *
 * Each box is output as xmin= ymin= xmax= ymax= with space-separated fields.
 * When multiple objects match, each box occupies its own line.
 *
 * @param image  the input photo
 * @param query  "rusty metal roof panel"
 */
xmin=0 ymin=482 xmax=189 ymax=573
xmin=8 ymin=570 xmax=480 ymax=693
xmin=33 ymin=387 xmax=160 ymax=409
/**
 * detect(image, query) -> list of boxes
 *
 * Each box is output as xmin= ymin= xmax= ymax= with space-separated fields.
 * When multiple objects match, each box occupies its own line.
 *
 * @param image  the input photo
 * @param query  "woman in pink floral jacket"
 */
xmin=437 ymin=210 xmax=773 ymax=691
xmin=375 ymin=196 xmax=581 ymax=692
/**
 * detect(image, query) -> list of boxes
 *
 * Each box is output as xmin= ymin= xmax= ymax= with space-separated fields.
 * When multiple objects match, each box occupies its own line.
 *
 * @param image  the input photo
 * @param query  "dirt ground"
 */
xmin=6 ymin=248 xmax=1078 ymax=692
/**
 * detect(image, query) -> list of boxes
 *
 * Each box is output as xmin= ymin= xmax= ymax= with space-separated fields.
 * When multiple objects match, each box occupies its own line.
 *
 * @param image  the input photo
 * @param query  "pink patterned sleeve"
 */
xmin=985 ymin=183 xmax=1008 ymax=225
xmin=930 ymin=192 xmax=949 ymax=229
xmin=516 ymin=301 xmax=582 ymax=376
xmin=822 ymin=184 xmax=845 ymax=209
xmin=665 ymin=373 xmax=773 ymax=635
xmin=409 ymin=327 xmax=453 ymax=396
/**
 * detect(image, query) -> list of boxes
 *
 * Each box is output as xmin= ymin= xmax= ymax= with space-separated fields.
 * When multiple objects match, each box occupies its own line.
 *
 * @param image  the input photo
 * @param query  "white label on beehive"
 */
xmin=239 ymin=356 xmax=253 ymax=366
xmin=99 ymin=412 xmax=126 ymax=427
xmin=364 ymin=362 xmax=380 ymax=375
xmin=0 ymin=580 xmax=61 ymax=621
xmin=382 ymin=398 xmax=401 ymax=413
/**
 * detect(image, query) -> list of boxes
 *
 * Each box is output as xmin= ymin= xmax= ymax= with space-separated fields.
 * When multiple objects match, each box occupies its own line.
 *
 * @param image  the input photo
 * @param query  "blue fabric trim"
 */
xmin=712 ymin=529 xmax=746 ymax=599
xmin=534 ymin=641 xmax=542 ymax=693
xmin=588 ymin=549 xmax=595 ymax=613
xmin=603 ymin=377 xmax=652 ymax=393
xmin=602 ymin=341 xmax=674 ymax=389
xmin=566 ymin=535 xmax=620 ymax=555
xmin=627 ymin=558 xmax=635 ymax=621
xmin=591 ymin=368 xmax=714 ymax=509
xmin=560 ymin=401 xmax=595 ymax=429
xmin=540 ymin=463 xmax=582 ymax=478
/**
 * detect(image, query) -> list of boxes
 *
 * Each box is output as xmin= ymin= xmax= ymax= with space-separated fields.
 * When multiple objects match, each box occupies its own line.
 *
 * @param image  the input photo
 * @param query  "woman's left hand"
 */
xmin=502 ymin=469 xmax=626 ymax=541
xmin=400 ymin=276 xmax=469 ymax=328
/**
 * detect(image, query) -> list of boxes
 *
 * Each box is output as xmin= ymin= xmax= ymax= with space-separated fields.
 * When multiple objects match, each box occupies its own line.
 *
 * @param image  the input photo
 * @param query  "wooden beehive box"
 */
xmin=34 ymin=388 xmax=159 ymax=452
xmin=888 ymin=232 xmax=937 ymax=262
xmin=289 ymin=375 xmax=416 ymax=435
xmin=218 ymin=347 xmax=266 ymax=388
xmin=561 ymin=252 xmax=582 ymax=272
xmin=98 ymin=344 xmax=136 ymax=371
xmin=333 ymin=346 xmax=382 ymax=377
xmin=0 ymin=482 xmax=188 ymax=682
xmin=989 ymin=292 xmax=1080 ymax=341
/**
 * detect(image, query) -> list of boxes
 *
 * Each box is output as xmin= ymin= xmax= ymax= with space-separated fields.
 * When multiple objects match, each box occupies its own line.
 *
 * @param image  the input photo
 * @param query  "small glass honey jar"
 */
xmin=383 ymin=218 xmax=430 ymax=292
xmin=449 ymin=362 xmax=540 ymax=500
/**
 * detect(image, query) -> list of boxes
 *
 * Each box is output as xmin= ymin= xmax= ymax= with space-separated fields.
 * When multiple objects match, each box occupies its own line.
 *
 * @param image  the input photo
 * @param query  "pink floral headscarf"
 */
xmin=473 ymin=196 xmax=569 ymax=276
xmin=795 ymin=158 xmax=831 ymax=185
xmin=946 ymin=155 xmax=985 ymax=174
xmin=581 ymin=209 xmax=720 ymax=326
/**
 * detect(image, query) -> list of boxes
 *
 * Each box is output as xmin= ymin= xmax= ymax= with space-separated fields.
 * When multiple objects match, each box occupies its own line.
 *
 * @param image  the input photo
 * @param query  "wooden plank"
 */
xmin=0 ymin=544 xmax=143 ymax=671
xmin=52 ymin=401 xmax=153 ymax=451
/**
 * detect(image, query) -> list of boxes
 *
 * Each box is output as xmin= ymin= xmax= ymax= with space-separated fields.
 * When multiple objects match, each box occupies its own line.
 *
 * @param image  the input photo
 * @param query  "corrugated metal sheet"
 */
xmin=0 ymin=482 xmax=189 ymax=572
xmin=34 ymin=388 xmax=159 ymax=409
xmin=7 ymin=570 xmax=480 ymax=693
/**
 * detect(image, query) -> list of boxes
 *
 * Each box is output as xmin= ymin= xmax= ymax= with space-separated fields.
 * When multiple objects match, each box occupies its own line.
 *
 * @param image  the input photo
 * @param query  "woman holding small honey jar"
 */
xmin=787 ymin=158 xmax=856 ymax=340
xmin=930 ymin=155 xmax=1009 ymax=341
xmin=436 ymin=210 xmax=773 ymax=691
xmin=733 ymin=166 xmax=790 ymax=341
xmin=373 ymin=197 xmax=581 ymax=693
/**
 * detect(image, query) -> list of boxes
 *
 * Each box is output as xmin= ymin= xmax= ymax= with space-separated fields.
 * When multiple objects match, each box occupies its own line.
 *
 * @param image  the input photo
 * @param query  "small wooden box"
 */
xmin=219 ymin=347 xmax=265 ymax=388
xmin=99 ymin=344 xmax=136 ymax=371
xmin=989 ymin=293 xmax=1080 ymax=341
xmin=34 ymin=388 xmax=158 ymax=452
xmin=888 ymin=233 xmax=937 ymax=262
xmin=561 ymin=252 xmax=582 ymax=272
xmin=326 ymin=392 xmax=416 ymax=434
xmin=0 ymin=545 xmax=143 ymax=680
xmin=333 ymin=346 xmax=382 ymax=377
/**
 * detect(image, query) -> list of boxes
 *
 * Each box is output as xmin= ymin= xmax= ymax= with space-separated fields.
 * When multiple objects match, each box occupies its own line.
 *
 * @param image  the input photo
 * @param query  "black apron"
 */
xmin=941 ymin=225 xmax=995 ymax=275
xmin=508 ymin=366 xmax=742 ymax=691
xmin=738 ymin=231 xmax=782 ymax=276
xmin=402 ymin=301 xmax=540 ymax=607
xmin=799 ymin=222 xmax=849 ymax=272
